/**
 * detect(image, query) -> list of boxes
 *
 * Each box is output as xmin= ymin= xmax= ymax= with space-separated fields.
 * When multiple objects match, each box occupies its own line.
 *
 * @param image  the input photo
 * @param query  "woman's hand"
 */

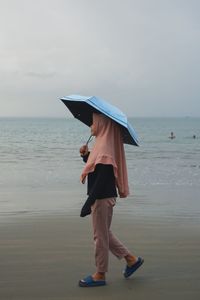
xmin=79 ymin=144 xmax=89 ymax=156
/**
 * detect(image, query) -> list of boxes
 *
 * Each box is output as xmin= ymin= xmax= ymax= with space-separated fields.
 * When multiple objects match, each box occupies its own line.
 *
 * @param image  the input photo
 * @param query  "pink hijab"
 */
xmin=81 ymin=113 xmax=129 ymax=198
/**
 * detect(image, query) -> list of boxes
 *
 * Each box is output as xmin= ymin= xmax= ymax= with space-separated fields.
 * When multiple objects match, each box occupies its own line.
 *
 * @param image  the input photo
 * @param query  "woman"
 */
xmin=79 ymin=113 xmax=143 ymax=287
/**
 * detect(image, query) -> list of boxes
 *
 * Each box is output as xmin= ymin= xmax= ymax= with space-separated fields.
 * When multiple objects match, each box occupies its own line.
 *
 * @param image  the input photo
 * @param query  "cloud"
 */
xmin=0 ymin=0 xmax=200 ymax=117
xmin=25 ymin=71 xmax=56 ymax=79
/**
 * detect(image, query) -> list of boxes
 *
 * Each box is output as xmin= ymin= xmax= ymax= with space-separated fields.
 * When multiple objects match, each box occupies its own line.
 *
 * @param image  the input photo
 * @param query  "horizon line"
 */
xmin=0 ymin=115 xmax=200 ymax=119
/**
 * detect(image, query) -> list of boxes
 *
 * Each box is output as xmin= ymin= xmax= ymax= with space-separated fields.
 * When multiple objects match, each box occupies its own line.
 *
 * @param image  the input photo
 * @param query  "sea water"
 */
xmin=0 ymin=117 xmax=200 ymax=218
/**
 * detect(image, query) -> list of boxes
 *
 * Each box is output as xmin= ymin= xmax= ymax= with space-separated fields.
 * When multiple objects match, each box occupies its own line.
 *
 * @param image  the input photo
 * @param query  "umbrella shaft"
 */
xmin=86 ymin=135 xmax=93 ymax=145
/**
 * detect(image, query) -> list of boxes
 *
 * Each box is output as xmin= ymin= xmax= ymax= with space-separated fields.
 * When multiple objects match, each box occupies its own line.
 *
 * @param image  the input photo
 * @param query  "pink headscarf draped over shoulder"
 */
xmin=81 ymin=113 xmax=129 ymax=198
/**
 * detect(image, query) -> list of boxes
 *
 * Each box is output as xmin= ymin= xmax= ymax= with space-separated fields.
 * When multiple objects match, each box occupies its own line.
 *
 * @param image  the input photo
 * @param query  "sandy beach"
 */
xmin=0 ymin=187 xmax=200 ymax=300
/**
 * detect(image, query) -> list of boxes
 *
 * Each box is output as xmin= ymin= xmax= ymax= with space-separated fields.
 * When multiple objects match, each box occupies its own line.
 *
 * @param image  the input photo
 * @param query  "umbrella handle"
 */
xmin=86 ymin=134 xmax=93 ymax=145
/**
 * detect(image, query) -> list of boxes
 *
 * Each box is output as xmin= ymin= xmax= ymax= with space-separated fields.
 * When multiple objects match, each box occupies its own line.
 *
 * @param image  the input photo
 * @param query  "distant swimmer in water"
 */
xmin=169 ymin=132 xmax=176 ymax=139
xmin=193 ymin=135 xmax=196 ymax=139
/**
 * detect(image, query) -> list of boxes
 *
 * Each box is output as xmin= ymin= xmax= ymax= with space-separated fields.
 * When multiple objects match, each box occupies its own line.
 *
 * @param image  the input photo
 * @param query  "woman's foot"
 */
xmin=123 ymin=256 xmax=144 ymax=278
xmin=92 ymin=272 xmax=106 ymax=281
xmin=125 ymin=254 xmax=138 ymax=267
xmin=79 ymin=273 xmax=106 ymax=287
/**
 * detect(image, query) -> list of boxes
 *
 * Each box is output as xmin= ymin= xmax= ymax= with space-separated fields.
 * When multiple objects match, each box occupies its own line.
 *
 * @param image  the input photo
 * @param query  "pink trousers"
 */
xmin=91 ymin=197 xmax=131 ymax=273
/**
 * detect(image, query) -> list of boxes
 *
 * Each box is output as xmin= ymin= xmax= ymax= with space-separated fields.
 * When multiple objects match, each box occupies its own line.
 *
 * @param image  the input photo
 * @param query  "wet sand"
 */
xmin=0 ymin=203 xmax=200 ymax=300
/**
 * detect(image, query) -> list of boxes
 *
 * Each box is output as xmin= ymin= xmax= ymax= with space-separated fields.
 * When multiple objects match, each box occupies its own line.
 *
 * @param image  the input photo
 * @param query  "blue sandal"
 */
xmin=79 ymin=275 xmax=106 ymax=287
xmin=123 ymin=257 xmax=144 ymax=278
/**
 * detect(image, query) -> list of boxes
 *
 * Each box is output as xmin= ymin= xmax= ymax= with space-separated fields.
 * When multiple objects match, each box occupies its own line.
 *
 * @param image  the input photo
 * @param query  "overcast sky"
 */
xmin=0 ymin=0 xmax=200 ymax=117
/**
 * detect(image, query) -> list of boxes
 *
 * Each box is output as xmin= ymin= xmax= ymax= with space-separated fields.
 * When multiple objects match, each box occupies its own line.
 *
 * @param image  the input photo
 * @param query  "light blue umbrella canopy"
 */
xmin=60 ymin=95 xmax=139 ymax=146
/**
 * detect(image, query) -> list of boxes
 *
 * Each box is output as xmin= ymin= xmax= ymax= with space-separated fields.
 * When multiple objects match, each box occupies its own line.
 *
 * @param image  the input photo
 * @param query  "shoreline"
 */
xmin=1 ymin=184 xmax=200 ymax=224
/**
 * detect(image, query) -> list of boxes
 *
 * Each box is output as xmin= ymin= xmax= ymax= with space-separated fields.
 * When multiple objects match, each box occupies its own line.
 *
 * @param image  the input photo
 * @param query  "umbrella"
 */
xmin=60 ymin=94 xmax=139 ymax=146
